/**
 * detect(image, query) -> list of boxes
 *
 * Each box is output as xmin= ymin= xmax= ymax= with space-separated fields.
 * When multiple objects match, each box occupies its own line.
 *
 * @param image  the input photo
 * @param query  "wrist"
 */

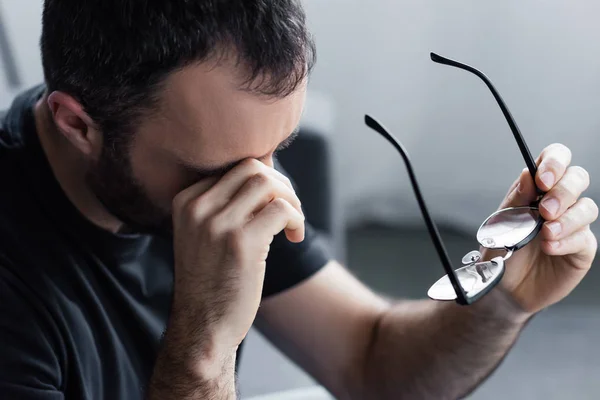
xmin=161 ymin=310 xmax=238 ymax=378
xmin=471 ymin=286 xmax=533 ymax=326
xmin=149 ymin=325 xmax=237 ymax=399
xmin=177 ymin=322 xmax=236 ymax=364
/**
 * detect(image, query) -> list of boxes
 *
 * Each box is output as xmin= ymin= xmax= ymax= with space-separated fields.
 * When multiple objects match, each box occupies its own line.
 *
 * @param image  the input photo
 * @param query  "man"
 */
xmin=0 ymin=1 xmax=596 ymax=399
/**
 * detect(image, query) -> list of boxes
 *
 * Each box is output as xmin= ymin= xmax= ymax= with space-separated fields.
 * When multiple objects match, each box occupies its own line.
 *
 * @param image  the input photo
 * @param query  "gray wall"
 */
xmin=303 ymin=0 xmax=600 ymax=233
xmin=0 ymin=0 xmax=42 ymax=108
xmin=2 ymin=1 xmax=599 ymax=235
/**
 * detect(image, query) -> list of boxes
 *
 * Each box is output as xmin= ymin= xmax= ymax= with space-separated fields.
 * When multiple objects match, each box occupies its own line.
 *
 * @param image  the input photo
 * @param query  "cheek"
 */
xmin=129 ymin=146 xmax=188 ymax=210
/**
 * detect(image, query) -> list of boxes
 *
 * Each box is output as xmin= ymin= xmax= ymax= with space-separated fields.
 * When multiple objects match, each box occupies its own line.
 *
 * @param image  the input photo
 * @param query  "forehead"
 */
xmin=142 ymin=61 xmax=307 ymax=167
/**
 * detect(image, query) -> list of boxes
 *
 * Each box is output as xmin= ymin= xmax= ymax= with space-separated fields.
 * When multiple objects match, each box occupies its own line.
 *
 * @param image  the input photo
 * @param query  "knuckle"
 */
xmin=269 ymin=197 xmax=288 ymax=212
xmin=543 ymin=157 xmax=564 ymax=173
xmin=553 ymin=181 xmax=576 ymax=200
xmin=246 ymin=171 xmax=271 ymax=191
xmin=270 ymin=168 xmax=293 ymax=187
xmin=186 ymin=196 xmax=207 ymax=219
xmin=562 ymin=184 xmax=578 ymax=200
xmin=206 ymin=215 xmax=226 ymax=239
xmin=250 ymin=159 xmax=267 ymax=173
xmin=570 ymin=166 xmax=590 ymax=186
xmin=559 ymin=210 xmax=574 ymax=228
xmin=282 ymin=175 xmax=293 ymax=188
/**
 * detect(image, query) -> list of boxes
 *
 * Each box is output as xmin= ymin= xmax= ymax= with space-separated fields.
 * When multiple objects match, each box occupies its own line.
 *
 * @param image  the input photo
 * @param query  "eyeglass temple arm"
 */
xmin=430 ymin=52 xmax=543 ymax=197
xmin=365 ymin=115 xmax=468 ymax=302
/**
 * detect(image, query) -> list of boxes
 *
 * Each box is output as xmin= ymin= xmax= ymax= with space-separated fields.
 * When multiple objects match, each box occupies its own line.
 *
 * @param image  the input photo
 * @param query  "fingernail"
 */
xmin=540 ymin=172 xmax=555 ymax=188
xmin=549 ymin=240 xmax=560 ymax=249
xmin=542 ymin=198 xmax=560 ymax=215
xmin=547 ymin=222 xmax=561 ymax=236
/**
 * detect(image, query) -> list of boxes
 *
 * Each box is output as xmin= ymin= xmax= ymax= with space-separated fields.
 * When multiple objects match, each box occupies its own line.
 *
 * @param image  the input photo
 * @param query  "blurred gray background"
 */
xmin=1 ymin=1 xmax=599 ymax=399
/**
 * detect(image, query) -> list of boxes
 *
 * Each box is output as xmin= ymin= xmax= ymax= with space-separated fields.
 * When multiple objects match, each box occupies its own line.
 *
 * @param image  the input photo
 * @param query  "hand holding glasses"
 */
xmin=365 ymin=52 xmax=546 ymax=306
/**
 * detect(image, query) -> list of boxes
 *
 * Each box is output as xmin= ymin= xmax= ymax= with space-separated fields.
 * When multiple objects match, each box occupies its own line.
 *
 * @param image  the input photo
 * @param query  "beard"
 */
xmin=85 ymin=138 xmax=173 ymax=237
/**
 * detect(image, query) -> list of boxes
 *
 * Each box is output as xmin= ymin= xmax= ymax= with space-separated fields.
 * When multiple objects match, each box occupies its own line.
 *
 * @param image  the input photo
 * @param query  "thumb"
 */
xmin=499 ymin=168 xmax=538 ymax=209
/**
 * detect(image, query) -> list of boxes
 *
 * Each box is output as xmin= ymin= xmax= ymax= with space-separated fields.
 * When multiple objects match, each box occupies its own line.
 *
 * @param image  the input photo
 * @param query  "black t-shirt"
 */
xmin=0 ymin=86 xmax=331 ymax=399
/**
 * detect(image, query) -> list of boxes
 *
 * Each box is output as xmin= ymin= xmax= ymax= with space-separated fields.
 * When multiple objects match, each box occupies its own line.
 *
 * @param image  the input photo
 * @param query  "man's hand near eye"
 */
xmin=147 ymin=159 xmax=305 ymax=400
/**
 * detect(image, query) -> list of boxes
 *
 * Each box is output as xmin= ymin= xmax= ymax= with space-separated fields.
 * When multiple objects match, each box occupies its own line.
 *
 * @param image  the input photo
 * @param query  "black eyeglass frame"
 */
xmin=364 ymin=52 xmax=546 ymax=305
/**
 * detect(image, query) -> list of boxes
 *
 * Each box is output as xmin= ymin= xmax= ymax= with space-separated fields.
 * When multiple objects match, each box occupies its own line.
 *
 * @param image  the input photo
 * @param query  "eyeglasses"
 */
xmin=365 ymin=52 xmax=546 ymax=305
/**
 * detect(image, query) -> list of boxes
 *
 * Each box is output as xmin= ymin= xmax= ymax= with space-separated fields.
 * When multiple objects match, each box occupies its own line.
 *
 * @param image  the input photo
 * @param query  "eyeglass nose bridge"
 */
xmin=461 ymin=250 xmax=481 ymax=265
xmin=427 ymin=255 xmax=506 ymax=303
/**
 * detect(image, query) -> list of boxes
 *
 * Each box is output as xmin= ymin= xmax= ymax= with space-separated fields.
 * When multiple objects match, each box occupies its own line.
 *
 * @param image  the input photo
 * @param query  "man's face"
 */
xmin=86 ymin=61 xmax=307 ymax=234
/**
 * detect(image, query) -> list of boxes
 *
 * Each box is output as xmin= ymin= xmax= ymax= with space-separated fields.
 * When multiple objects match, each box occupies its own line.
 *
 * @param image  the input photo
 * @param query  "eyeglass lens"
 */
xmin=477 ymin=207 xmax=541 ymax=249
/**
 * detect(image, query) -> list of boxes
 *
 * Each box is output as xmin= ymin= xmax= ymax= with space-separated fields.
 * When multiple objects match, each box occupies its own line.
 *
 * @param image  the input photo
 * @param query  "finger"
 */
xmin=542 ymin=227 xmax=598 ymax=263
xmin=202 ymin=159 xmax=295 ymax=213
xmin=172 ymin=176 xmax=220 ymax=218
xmin=539 ymin=166 xmax=590 ymax=220
xmin=501 ymin=168 xmax=537 ymax=208
xmin=269 ymin=166 xmax=296 ymax=191
xmin=218 ymin=159 xmax=294 ymax=194
xmin=535 ymin=143 xmax=572 ymax=192
xmin=543 ymin=197 xmax=599 ymax=242
xmin=246 ymin=198 xmax=305 ymax=243
xmin=220 ymin=171 xmax=303 ymax=226
xmin=175 ymin=159 xmax=295 ymax=220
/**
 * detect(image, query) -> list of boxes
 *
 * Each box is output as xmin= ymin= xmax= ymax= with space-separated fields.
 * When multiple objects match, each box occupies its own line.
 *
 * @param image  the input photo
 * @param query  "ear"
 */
xmin=47 ymin=91 xmax=103 ymax=158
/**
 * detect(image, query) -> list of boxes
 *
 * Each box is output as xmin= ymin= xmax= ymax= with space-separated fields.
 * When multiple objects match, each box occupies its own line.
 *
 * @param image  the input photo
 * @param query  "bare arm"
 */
xmin=259 ymin=144 xmax=597 ymax=399
xmin=146 ymin=313 xmax=237 ymax=399
xmin=257 ymin=261 xmax=529 ymax=400
xmin=362 ymin=288 xmax=529 ymax=399
xmin=146 ymin=160 xmax=307 ymax=399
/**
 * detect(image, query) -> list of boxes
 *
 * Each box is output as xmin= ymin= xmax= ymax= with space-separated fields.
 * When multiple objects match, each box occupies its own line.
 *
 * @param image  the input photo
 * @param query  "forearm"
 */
xmin=146 ymin=317 xmax=238 ymax=400
xmin=362 ymin=288 xmax=532 ymax=400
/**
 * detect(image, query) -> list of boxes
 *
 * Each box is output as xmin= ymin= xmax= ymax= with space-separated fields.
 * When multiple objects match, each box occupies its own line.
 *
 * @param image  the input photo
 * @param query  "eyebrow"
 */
xmin=182 ymin=126 xmax=301 ymax=178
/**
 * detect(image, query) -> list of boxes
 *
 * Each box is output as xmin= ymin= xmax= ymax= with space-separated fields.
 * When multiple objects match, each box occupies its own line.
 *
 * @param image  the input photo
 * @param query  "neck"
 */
xmin=34 ymin=96 xmax=125 ymax=234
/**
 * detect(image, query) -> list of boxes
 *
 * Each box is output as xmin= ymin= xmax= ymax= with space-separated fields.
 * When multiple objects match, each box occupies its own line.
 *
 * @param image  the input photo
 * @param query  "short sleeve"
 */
xmin=0 ymin=272 xmax=64 ymax=399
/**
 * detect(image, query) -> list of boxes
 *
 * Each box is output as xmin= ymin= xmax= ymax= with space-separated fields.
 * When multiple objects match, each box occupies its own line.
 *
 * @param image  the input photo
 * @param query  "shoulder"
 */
xmin=0 ymin=265 xmax=65 ymax=392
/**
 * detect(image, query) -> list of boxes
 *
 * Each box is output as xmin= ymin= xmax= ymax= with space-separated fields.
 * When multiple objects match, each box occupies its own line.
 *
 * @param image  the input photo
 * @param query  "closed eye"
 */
xmin=275 ymin=127 xmax=300 ymax=153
